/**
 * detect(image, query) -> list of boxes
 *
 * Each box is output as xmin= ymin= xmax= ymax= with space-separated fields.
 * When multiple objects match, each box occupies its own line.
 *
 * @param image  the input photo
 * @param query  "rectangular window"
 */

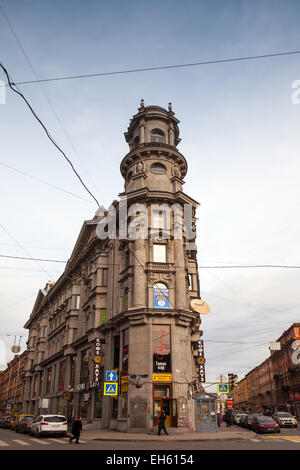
xmin=80 ymin=348 xmax=91 ymax=384
xmin=152 ymin=210 xmax=167 ymax=229
xmin=153 ymin=244 xmax=166 ymax=263
xmin=188 ymin=274 xmax=193 ymax=290
xmin=45 ymin=368 xmax=52 ymax=395
xmin=102 ymin=268 xmax=108 ymax=286
xmin=73 ymin=329 xmax=78 ymax=342
xmin=58 ymin=360 xmax=66 ymax=391
xmin=75 ymin=295 xmax=80 ymax=309
xmin=70 ymin=356 xmax=76 ymax=388
xmin=100 ymin=309 xmax=106 ymax=325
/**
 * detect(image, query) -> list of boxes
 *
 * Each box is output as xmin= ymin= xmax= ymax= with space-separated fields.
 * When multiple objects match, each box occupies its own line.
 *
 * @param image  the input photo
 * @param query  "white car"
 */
xmin=273 ymin=412 xmax=298 ymax=428
xmin=30 ymin=415 xmax=68 ymax=437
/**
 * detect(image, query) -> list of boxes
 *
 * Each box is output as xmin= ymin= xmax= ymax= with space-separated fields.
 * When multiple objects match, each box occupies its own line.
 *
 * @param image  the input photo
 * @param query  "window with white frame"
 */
xmin=153 ymin=244 xmax=167 ymax=263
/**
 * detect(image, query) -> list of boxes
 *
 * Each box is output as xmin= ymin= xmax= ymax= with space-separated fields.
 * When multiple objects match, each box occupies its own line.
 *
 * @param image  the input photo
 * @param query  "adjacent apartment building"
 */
xmin=23 ymin=102 xmax=203 ymax=432
xmin=0 ymin=351 xmax=26 ymax=417
xmin=233 ymin=323 xmax=300 ymax=418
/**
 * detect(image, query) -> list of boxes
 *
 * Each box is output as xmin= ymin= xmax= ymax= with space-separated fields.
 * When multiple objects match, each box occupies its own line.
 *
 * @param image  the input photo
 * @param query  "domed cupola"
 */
xmin=121 ymin=101 xmax=187 ymax=195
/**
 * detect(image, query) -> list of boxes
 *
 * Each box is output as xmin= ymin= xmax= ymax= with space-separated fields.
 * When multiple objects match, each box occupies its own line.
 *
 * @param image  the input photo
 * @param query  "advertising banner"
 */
xmin=153 ymin=286 xmax=170 ymax=309
xmin=153 ymin=325 xmax=171 ymax=373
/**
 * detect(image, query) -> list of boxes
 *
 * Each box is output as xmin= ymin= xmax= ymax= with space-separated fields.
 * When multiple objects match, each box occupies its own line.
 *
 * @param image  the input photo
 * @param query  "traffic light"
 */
xmin=228 ymin=373 xmax=238 ymax=392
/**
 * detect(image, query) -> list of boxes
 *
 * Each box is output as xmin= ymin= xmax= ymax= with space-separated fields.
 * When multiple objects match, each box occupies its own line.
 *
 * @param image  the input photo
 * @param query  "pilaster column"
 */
xmin=174 ymin=238 xmax=187 ymax=309
xmin=132 ymin=237 xmax=147 ymax=308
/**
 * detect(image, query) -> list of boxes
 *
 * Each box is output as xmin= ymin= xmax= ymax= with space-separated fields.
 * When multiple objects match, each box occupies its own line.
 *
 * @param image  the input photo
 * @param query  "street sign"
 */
xmin=104 ymin=382 xmax=118 ymax=396
xmin=152 ymin=373 xmax=173 ymax=382
xmin=106 ymin=370 xmax=118 ymax=382
xmin=217 ymin=383 xmax=229 ymax=393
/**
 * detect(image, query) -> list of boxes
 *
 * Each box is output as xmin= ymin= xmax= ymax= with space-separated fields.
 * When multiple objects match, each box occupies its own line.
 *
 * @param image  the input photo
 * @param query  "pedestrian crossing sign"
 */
xmin=217 ymin=383 xmax=229 ymax=393
xmin=104 ymin=382 xmax=118 ymax=396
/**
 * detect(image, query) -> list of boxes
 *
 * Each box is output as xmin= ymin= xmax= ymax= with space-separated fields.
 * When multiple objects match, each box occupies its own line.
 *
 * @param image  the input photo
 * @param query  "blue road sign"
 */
xmin=106 ymin=370 xmax=118 ymax=382
xmin=104 ymin=382 xmax=118 ymax=396
xmin=217 ymin=383 xmax=229 ymax=393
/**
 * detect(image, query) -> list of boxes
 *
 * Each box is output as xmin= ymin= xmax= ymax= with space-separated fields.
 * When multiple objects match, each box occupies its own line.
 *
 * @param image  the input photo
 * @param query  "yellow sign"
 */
xmin=121 ymin=383 xmax=128 ymax=393
xmin=94 ymin=355 xmax=102 ymax=364
xmin=121 ymin=375 xmax=128 ymax=384
xmin=191 ymin=299 xmax=210 ymax=314
xmin=152 ymin=374 xmax=173 ymax=382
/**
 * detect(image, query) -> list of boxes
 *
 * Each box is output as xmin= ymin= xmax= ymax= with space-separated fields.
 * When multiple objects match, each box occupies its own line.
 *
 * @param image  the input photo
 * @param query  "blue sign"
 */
xmin=153 ymin=286 xmax=170 ymax=309
xmin=217 ymin=383 xmax=229 ymax=393
xmin=106 ymin=370 xmax=118 ymax=382
xmin=104 ymin=382 xmax=118 ymax=396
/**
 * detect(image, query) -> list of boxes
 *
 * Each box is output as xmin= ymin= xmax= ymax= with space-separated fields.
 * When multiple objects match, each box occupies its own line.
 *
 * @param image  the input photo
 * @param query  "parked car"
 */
xmin=30 ymin=415 xmax=68 ymax=438
xmin=244 ymin=414 xmax=263 ymax=430
xmin=252 ymin=416 xmax=280 ymax=434
xmin=0 ymin=416 xmax=15 ymax=429
xmin=234 ymin=413 xmax=248 ymax=425
xmin=12 ymin=414 xmax=35 ymax=431
xmin=15 ymin=416 xmax=35 ymax=434
xmin=239 ymin=414 xmax=249 ymax=427
xmin=272 ymin=412 xmax=298 ymax=428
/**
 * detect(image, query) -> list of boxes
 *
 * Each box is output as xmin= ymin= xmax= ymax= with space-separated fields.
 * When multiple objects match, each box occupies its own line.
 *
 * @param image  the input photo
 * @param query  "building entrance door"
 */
xmin=153 ymin=384 xmax=177 ymax=427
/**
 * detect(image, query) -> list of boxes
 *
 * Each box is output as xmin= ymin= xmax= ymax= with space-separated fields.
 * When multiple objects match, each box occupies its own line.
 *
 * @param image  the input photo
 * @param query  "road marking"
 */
xmin=0 ymin=440 xmax=9 ymax=447
xmin=284 ymin=436 xmax=300 ymax=441
xmin=30 ymin=438 xmax=50 ymax=445
xmin=12 ymin=439 xmax=31 ymax=446
xmin=47 ymin=438 xmax=68 ymax=444
xmin=251 ymin=439 xmax=260 ymax=442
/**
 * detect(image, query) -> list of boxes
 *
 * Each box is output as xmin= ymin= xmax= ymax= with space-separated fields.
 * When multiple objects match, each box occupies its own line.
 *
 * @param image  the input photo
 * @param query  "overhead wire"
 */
xmin=0 ymin=62 xmax=100 ymax=208
xmin=0 ymin=161 xmax=94 ymax=204
xmin=1 ymin=50 xmax=300 ymax=87
xmin=0 ymin=4 xmax=102 ymax=201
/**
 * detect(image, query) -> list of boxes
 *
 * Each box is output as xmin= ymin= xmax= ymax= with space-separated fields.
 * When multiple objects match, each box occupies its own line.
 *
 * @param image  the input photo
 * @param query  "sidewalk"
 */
xmin=79 ymin=424 xmax=256 ymax=442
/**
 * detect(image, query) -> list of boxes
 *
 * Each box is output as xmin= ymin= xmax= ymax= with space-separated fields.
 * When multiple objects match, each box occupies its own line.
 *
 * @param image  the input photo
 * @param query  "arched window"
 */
xmin=127 ymin=170 xmax=133 ymax=181
xmin=153 ymin=283 xmax=170 ymax=309
xmin=133 ymin=135 xmax=140 ymax=146
xmin=151 ymin=128 xmax=165 ymax=143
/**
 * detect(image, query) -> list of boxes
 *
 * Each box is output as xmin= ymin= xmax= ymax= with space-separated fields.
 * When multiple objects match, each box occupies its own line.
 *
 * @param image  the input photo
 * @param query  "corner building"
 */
xmin=23 ymin=102 xmax=202 ymax=432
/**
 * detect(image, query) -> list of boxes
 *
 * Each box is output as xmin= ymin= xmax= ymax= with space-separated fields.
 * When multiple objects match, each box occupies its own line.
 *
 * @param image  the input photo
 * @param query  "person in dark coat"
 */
xmin=224 ymin=410 xmax=232 ymax=427
xmin=157 ymin=410 xmax=168 ymax=435
xmin=69 ymin=416 xmax=82 ymax=444
xmin=217 ymin=412 xmax=222 ymax=427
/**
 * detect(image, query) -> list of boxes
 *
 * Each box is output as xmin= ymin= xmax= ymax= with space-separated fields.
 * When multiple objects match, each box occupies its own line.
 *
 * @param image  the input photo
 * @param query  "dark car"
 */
xmin=239 ymin=414 xmax=248 ymax=427
xmin=16 ymin=416 xmax=35 ymax=434
xmin=244 ymin=414 xmax=263 ymax=430
xmin=252 ymin=416 xmax=280 ymax=434
xmin=0 ymin=416 xmax=15 ymax=429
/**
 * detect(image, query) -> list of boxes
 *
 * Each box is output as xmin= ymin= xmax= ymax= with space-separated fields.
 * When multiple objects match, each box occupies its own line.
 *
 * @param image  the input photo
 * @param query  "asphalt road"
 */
xmin=0 ymin=425 xmax=300 ymax=451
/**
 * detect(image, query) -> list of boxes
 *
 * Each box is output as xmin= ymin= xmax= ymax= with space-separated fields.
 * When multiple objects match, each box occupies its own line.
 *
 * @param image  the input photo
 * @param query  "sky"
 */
xmin=0 ymin=0 xmax=300 ymax=390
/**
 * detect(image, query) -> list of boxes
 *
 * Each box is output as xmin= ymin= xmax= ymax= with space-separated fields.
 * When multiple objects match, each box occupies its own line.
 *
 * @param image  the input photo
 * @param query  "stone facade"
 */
xmin=0 ymin=351 xmax=26 ymax=417
xmin=23 ymin=102 xmax=202 ymax=431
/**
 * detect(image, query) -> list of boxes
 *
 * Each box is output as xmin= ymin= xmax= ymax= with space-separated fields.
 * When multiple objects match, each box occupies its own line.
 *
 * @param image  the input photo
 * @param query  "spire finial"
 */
xmin=140 ymin=99 xmax=144 ymax=108
xmin=168 ymin=102 xmax=172 ymax=112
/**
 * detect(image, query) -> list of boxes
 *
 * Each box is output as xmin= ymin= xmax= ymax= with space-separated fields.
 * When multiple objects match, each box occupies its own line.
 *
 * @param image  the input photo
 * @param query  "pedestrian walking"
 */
xmin=157 ymin=410 xmax=168 ymax=435
xmin=69 ymin=416 xmax=82 ymax=444
xmin=224 ymin=410 xmax=232 ymax=427
xmin=217 ymin=412 xmax=222 ymax=427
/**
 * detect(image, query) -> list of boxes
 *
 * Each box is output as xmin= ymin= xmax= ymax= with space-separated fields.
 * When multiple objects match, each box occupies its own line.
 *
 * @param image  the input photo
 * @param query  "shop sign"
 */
xmin=152 ymin=373 xmax=173 ymax=382
xmin=295 ymin=392 xmax=300 ymax=401
xmin=226 ymin=399 xmax=234 ymax=410
xmin=94 ymin=337 xmax=104 ymax=386
xmin=198 ymin=364 xmax=206 ymax=383
xmin=121 ymin=375 xmax=128 ymax=384
xmin=153 ymin=325 xmax=171 ymax=373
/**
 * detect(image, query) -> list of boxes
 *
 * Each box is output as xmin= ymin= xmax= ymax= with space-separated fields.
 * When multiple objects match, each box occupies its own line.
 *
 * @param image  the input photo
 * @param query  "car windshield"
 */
xmin=21 ymin=417 xmax=34 ymax=423
xmin=43 ymin=416 xmax=66 ymax=423
xmin=277 ymin=413 xmax=292 ymax=417
xmin=257 ymin=417 xmax=274 ymax=422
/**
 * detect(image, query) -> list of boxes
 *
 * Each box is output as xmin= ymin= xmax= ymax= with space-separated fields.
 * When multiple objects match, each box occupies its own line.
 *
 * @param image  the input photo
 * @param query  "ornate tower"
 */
xmin=112 ymin=101 xmax=202 ymax=431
